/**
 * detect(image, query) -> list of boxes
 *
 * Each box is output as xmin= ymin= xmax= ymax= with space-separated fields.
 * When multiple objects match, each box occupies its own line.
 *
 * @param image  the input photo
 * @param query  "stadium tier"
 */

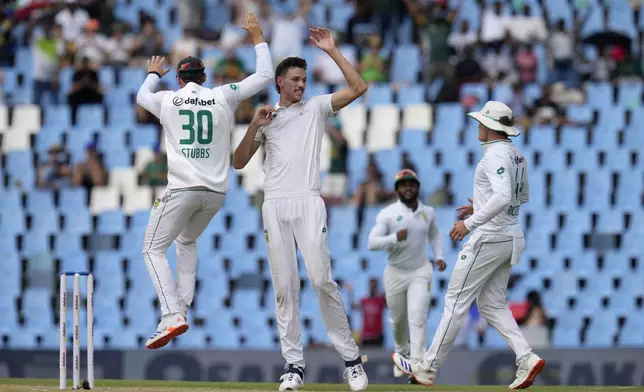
xmin=1 ymin=0 xmax=643 ymax=354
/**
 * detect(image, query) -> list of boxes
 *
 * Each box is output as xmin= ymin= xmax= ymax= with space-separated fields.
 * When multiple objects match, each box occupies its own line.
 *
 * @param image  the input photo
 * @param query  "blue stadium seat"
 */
xmin=35 ymin=125 xmax=65 ymax=154
xmin=586 ymin=83 xmax=613 ymax=108
xmin=329 ymin=205 xmax=358 ymax=235
xmin=365 ymin=84 xmax=393 ymax=107
xmin=76 ymin=105 xmax=104 ymax=128
xmin=129 ymin=125 xmax=158 ymax=150
xmin=108 ymin=105 xmax=135 ymax=128
xmin=103 ymin=149 xmax=132 ymax=169
xmin=120 ymin=69 xmax=146 ymax=90
xmin=31 ymin=210 xmax=58 ymax=232
xmin=22 ymin=230 xmax=50 ymax=257
xmin=566 ymin=104 xmax=593 ymax=123
xmin=434 ymin=104 xmax=464 ymax=134
xmin=391 ymin=45 xmax=421 ymax=83
xmin=397 ymin=85 xmax=424 ymax=106
xmin=58 ymin=250 xmax=89 ymax=274
xmin=97 ymin=210 xmax=126 ymax=234
xmin=22 ymin=288 xmax=52 ymax=329
xmin=460 ymin=83 xmax=488 ymax=103
xmin=586 ymin=311 xmax=618 ymax=348
xmin=6 ymin=151 xmax=36 ymax=189
xmin=399 ymin=129 xmax=427 ymax=151
xmin=44 ymin=105 xmax=72 ymax=128
xmin=329 ymin=4 xmax=354 ymax=32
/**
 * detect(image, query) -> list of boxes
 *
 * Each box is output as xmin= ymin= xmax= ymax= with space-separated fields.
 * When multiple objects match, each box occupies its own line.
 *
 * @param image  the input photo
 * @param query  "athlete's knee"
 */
xmin=477 ymin=297 xmax=506 ymax=315
xmin=176 ymin=236 xmax=196 ymax=249
xmin=309 ymin=273 xmax=337 ymax=295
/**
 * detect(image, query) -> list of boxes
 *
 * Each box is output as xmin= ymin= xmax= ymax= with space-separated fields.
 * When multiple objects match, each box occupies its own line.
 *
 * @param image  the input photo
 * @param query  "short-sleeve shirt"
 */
xmin=360 ymin=296 xmax=386 ymax=339
xmin=255 ymin=94 xmax=335 ymax=199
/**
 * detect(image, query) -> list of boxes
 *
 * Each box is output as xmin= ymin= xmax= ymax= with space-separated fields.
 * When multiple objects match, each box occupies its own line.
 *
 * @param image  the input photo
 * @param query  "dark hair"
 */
xmin=275 ymin=57 xmax=307 ymax=93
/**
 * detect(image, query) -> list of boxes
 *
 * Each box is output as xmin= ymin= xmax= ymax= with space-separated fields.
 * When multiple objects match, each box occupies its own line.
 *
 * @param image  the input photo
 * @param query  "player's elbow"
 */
xmin=232 ymin=155 xmax=247 ymax=170
xmin=353 ymin=80 xmax=368 ymax=97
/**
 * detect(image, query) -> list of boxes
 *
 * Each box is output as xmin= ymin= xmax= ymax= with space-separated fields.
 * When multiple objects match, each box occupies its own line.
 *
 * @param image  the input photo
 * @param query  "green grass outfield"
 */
xmin=0 ymin=379 xmax=643 ymax=392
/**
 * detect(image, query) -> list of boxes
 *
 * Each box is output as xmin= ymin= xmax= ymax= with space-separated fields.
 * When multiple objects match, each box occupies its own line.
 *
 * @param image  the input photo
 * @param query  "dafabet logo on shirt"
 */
xmin=173 ymin=97 xmax=216 ymax=106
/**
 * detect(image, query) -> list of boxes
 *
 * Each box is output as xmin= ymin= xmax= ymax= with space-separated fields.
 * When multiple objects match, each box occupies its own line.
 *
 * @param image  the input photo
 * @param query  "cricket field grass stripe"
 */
xmin=0 ymin=379 xmax=642 ymax=392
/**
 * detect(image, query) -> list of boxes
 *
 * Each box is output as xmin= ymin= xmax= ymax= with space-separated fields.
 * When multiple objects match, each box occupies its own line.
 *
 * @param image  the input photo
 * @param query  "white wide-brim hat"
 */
xmin=467 ymin=101 xmax=520 ymax=137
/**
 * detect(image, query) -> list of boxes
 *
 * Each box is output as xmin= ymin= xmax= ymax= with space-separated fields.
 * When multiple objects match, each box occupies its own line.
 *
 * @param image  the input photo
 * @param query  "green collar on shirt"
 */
xmin=274 ymin=100 xmax=306 ymax=110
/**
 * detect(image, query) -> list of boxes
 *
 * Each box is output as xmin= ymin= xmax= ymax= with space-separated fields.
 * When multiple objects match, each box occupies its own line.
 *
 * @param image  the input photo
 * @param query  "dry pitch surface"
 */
xmin=0 ymin=379 xmax=642 ymax=392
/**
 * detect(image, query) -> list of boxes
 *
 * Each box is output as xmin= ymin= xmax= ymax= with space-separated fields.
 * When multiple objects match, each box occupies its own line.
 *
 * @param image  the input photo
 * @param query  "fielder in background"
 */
xmin=232 ymin=27 xmax=368 ymax=392
xmin=367 ymin=169 xmax=446 ymax=385
xmin=393 ymin=101 xmax=545 ymax=390
xmin=135 ymin=13 xmax=274 ymax=350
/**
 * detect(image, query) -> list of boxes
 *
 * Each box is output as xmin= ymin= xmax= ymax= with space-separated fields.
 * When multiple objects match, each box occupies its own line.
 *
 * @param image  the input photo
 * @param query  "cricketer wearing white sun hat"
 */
xmin=467 ymin=101 xmax=521 ymax=137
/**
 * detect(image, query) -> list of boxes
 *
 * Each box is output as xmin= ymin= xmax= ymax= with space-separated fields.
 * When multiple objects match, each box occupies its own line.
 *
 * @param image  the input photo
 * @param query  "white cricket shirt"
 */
xmin=464 ymin=139 xmax=529 ymax=236
xmin=136 ymin=43 xmax=274 ymax=193
xmin=254 ymin=94 xmax=334 ymax=199
xmin=368 ymin=200 xmax=444 ymax=270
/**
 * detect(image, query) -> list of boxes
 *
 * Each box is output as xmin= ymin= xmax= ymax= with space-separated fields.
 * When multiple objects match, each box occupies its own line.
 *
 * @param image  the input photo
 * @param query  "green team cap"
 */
xmin=394 ymin=169 xmax=420 ymax=188
xmin=176 ymin=56 xmax=205 ymax=79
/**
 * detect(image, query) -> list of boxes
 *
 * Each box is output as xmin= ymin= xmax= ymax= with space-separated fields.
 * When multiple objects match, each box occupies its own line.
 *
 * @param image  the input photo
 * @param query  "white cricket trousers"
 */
xmin=384 ymin=262 xmax=433 ymax=361
xmin=423 ymin=231 xmax=532 ymax=372
xmin=143 ymin=189 xmax=225 ymax=317
xmin=262 ymin=195 xmax=360 ymax=368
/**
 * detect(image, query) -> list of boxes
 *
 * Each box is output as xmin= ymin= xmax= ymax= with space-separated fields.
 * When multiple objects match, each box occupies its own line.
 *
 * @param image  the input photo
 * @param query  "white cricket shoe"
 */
xmin=393 ymin=364 xmax=405 ymax=378
xmin=278 ymin=365 xmax=304 ymax=391
xmin=145 ymin=313 xmax=189 ymax=350
xmin=392 ymin=352 xmax=436 ymax=386
xmin=509 ymin=353 xmax=545 ymax=390
xmin=344 ymin=364 xmax=368 ymax=391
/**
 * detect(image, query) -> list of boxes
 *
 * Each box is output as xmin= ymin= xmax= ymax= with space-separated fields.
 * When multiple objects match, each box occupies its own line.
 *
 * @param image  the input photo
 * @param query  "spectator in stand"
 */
xmin=0 ymin=9 xmax=16 ymax=66
xmin=214 ymin=49 xmax=247 ymax=85
xmin=32 ymin=23 xmax=64 ymax=106
xmin=73 ymin=19 xmax=109 ymax=67
xmin=358 ymin=35 xmax=388 ymax=84
xmin=141 ymin=144 xmax=168 ymax=188
xmin=345 ymin=279 xmax=387 ymax=348
xmin=515 ymin=43 xmax=538 ymax=84
xmin=321 ymin=115 xmax=348 ymax=203
xmin=37 ymin=145 xmax=71 ymax=189
xmin=314 ymin=32 xmax=358 ymax=86
xmin=509 ymin=83 xmax=530 ymax=127
xmin=454 ymin=46 xmax=484 ymax=86
xmin=72 ymin=142 xmax=107 ymax=191
xmin=170 ymin=27 xmax=200 ymax=68
xmin=67 ymin=56 xmax=103 ymax=120
xmin=480 ymin=0 xmax=507 ymax=50
xmin=505 ymin=5 xmax=547 ymax=44
xmin=482 ymin=45 xmax=517 ymax=84
xmin=178 ymin=0 xmax=204 ymax=35
xmin=400 ymin=151 xmax=416 ymax=173
xmin=612 ymin=46 xmax=643 ymax=80
xmin=530 ymin=84 xmax=565 ymax=125
xmin=447 ymin=19 xmax=477 ymax=58
xmin=55 ymin=0 xmax=90 ymax=43
xmin=512 ymin=291 xmax=551 ymax=349
xmin=549 ymin=19 xmax=579 ymax=88
xmin=130 ymin=18 xmax=165 ymax=66
xmin=220 ymin=3 xmax=248 ymax=49
xmin=404 ymin=0 xmax=455 ymax=83
xmin=353 ymin=155 xmax=393 ymax=205
xmin=590 ymin=47 xmax=615 ymax=82
xmin=103 ymin=23 xmax=135 ymax=67
xmin=346 ymin=0 xmax=374 ymax=47
xmin=428 ymin=172 xmax=454 ymax=207
xmin=270 ymin=0 xmax=310 ymax=62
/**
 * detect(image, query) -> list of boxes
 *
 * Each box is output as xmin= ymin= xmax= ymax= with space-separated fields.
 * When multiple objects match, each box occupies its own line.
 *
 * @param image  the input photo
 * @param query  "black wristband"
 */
xmin=148 ymin=71 xmax=161 ymax=78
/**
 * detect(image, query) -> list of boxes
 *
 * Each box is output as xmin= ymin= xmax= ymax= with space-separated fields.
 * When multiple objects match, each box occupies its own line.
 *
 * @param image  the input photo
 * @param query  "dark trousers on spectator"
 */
xmin=34 ymin=80 xmax=59 ymax=106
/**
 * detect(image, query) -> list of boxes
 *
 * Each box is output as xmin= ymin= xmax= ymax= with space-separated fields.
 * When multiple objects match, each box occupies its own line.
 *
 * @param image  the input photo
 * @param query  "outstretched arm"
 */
xmin=221 ymin=13 xmax=275 ymax=109
xmin=136 ymin=56 xmax=171 ymax=118
xmin=309 ymin=28 xmax=367 ymax=113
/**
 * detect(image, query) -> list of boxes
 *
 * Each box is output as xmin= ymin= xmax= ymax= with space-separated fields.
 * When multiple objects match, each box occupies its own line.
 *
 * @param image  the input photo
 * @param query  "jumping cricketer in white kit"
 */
xmin=135 ymin=14 xmax=274 ymax=350
xmin=367 ymin=169 xmax=447 ymax=384
xmin=232 ymin=28 xmax=369 ymax=392
xmin=393 ymin=101 xmax=546 ymax=389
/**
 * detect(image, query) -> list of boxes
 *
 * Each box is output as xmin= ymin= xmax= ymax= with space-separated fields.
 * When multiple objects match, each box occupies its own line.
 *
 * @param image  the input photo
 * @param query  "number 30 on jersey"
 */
xmin=179 ymin=109 xmax=213 ymax=159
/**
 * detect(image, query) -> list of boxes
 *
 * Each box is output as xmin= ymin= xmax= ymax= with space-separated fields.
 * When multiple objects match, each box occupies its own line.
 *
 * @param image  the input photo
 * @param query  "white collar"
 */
xmin=397 ymin=199 xmax=424 ymax=214
xmin=274 ymin=100 xmax=305 ymax=110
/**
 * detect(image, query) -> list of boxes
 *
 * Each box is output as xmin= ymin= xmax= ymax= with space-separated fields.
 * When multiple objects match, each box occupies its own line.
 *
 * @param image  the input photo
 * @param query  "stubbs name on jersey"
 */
xmin=178 ymin=108 xmax=215 ymax=160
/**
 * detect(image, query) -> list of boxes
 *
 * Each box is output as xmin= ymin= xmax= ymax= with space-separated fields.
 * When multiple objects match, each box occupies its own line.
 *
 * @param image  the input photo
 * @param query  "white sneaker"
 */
xmin=344 ymin=364 xmax=368 ymax=391
xmin=392 ymin=352 xmax=435 ymax=386
xmin=145 ymin=313 xmax=189 ymax=350
xmin=509 ymin=353 xmax=546 ymax=390
xmin=278 ymin=365 xmax=304 ymax=391
xmin=393 ymin=364 xmax=405 ymax=378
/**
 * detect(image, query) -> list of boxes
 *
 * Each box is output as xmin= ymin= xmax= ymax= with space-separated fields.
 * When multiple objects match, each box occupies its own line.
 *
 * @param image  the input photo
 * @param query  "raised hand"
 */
xmin=242 ymin=13 xmax=264 ymax=44
xmin=147 ymin=56 xmax=171 ymax=77
xmin=309 ymin=27 xmax=337 ymax=53
xmin=251 ymin=105 xmax=275 ymax=127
